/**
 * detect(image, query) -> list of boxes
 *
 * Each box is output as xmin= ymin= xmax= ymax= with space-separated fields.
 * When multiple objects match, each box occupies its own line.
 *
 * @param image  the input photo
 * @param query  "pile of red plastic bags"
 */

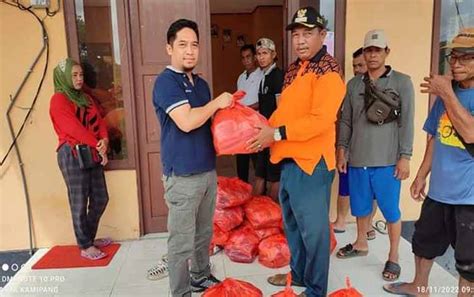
xmin=212 ymin=176 xmax=338 ymax=267
xmin=205 ymin=176 xmax=361 ymax=296
xmin=212 ymin=177 xmax=289 ymax=267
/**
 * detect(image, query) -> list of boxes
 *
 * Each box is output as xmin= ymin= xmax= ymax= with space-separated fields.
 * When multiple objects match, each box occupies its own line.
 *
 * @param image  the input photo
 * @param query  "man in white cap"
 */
xmin=254 ymin=37 xmax=283 ymax=200
xmin=333 ymin=47 xmax=379 ymax=241
xmin=384 ymin=27 xmax=474 ymax=297
xmin=336 ymin=29 xmax=415 ymax=282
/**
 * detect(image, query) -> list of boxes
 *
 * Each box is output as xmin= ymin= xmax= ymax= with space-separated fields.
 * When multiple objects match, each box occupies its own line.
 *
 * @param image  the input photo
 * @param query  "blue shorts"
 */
xmin=348 ymin=166 xmax=401 ymax=223
xmin=338 ymin=171 xmax=350 ymax=196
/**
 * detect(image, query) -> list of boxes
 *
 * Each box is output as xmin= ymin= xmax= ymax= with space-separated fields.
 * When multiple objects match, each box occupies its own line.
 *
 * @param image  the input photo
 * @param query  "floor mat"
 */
xmin=32 ymin=244 xmax=120 ymax=269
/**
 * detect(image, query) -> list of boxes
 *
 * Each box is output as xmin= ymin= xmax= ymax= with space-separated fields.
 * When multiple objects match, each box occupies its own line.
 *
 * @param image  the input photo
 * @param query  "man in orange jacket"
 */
xmin=247 ymin=6 xmax=346 ymax=297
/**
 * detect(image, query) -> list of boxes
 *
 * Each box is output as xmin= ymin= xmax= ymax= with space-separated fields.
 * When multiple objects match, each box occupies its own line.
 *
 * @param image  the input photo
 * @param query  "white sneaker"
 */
xmin=158 ymin=253 xmax=215 ymax=274
xmin=210 ymin=245 xmax=223 ymax=256
xmin=147 ymin=261 xmax=168 ymax=281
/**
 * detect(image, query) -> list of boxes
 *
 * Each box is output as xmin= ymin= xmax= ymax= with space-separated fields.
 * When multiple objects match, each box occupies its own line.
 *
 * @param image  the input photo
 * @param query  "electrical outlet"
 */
xmin=30 ymin=0 xmax=50 ymax=8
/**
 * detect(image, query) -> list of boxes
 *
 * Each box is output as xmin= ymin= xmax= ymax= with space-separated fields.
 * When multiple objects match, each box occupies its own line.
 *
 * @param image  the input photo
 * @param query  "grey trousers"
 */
xmin=163 ymin=170 xmax=217 ymax=297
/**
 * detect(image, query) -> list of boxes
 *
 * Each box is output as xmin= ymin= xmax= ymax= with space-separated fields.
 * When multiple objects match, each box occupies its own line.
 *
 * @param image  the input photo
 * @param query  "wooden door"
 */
xmin=130 ymin=0 xmax=212 ymax=233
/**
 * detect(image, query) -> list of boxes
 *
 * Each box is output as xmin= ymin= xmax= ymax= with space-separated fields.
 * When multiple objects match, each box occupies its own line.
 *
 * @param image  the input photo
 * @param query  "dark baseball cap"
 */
xmin=286 ymin=6 xmax=327 ymax=31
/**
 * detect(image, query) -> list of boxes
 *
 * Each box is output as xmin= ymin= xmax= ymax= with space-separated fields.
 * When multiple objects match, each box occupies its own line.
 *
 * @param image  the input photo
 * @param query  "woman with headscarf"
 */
xmin=49 ymin=58 xmax=111 ymax=260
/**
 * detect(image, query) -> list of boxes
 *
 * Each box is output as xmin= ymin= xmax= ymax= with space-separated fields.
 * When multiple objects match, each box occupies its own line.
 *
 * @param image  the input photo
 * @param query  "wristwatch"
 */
xmin=273 ymin=128 xmax=282 ymax=141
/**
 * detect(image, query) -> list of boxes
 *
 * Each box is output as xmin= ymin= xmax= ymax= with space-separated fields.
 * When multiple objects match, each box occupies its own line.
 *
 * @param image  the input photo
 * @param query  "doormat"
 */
xmin=32 ymin=244 xmax=120 ymax=269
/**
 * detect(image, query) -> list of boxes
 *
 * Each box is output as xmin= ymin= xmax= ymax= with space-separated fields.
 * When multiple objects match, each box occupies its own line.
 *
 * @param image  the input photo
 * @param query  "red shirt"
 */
xmin=49 ymin=92 xmax=108 ymax=150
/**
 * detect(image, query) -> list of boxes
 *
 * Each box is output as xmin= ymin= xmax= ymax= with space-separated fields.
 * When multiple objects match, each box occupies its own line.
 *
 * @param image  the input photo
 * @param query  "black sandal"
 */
xmin=336 ymin=244 xmax=369 ymax=259
xmin=383 ymin=261 xmax=401 ymax=281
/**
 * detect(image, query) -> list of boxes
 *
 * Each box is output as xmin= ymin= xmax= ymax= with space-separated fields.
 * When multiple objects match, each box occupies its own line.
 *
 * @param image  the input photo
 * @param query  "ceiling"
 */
xmin=83 ymin=0 xmax=109 ymax=7
xmin=209 ymin=0 xmax=283 ymax=14
xmin=82 ymin=0 xmax=283 ymax=13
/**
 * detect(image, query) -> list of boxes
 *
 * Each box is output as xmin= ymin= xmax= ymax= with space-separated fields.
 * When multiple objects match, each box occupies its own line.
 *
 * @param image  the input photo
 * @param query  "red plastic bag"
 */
xmin=328 ymin=277 xmax=363 ymax=297
xmin=212 ymin=224 xmax=229 ymax=246
xmin=241 ymin=220 xmax=281 ymax=241
xmin=224 ymin=225 xmax=260 ymax=263
xmin=203 ymin=278 xmax=263 ymax=297
xmin=244 ymin=196 xmax=282 ymax=229
xmin=271 ymin=273 xmax=298 ymax=297
xmin=213 ymin=206 xmax=244 ymax=232
xmin=212 ymin=91 xmax=269 ymax=155
xmin=217 ymin=176 xmax=253 ymax=209
xmin=255 ymin=226 xmax=282 ymax=241
xmin=258 ymin=234 xmax=291 ymax=268
xmin=330 ymin=223 xmax=337 ymax=254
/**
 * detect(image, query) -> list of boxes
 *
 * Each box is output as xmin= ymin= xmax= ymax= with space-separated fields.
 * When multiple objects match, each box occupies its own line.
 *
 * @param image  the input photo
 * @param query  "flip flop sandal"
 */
xmin=367 ymin=230 xmax=376 ymax=240
xmin=382 ymin=282 xmax=416 ymax=296
xmin=80 ymin=250 xmax=107 ymax=261
xmin=374 ymin=220 xmax=389 ymax=235
xmin=383 ymin=261 xmax=401 ymax=281
xmin=94 ymin=238 xmax=112 ymax=248
xmin=336 ymin=244 xmax=369 ymax=259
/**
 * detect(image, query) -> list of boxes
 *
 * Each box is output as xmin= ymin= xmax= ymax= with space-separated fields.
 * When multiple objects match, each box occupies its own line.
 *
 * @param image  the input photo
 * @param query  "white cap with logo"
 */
xmin=363 ymin=29 xmax=388 ymax=49
xmin=256 ymin=38 xmax=276 ymax=52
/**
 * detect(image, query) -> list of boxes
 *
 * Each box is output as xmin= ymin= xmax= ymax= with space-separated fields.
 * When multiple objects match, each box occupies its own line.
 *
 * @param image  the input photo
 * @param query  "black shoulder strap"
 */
xmin=456 ymin=131 xmax=474 ymax=157
xmin=450 ymin=80 xmax=474 ymax=157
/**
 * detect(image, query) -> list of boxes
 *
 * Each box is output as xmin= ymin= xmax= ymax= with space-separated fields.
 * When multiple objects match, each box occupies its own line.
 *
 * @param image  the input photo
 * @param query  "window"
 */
xmin=316 ymin=0 xmax=346 ymax=68
xmin=435 ymin=0 xmax=474 ymax=75
xmin=319 ymin=0 xmax=335 ymax=31
xmin=64 ymin=0 xmax=135 ymax=169
xmin=320 ymin=0 xmax=335 ymax=56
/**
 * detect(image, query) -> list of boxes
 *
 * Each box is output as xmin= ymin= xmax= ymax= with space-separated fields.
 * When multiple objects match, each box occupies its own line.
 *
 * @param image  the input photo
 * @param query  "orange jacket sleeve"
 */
xmin=285 ymin=72 xmax=346 ymax=142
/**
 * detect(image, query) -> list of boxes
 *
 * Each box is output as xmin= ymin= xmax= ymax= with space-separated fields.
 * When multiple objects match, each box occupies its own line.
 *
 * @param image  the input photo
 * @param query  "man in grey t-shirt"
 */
xmin=335 ymin=29 xmax=414 ymax=282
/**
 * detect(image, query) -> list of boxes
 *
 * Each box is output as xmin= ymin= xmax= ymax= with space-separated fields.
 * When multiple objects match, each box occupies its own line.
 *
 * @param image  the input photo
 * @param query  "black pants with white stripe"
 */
xmin=57 ymin=144 xmax=109 ymax=249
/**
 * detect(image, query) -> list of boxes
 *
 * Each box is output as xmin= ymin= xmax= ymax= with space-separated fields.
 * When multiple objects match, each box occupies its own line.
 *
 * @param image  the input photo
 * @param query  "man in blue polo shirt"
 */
xmin=152 ymin=19 xmax=232 ymax=297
